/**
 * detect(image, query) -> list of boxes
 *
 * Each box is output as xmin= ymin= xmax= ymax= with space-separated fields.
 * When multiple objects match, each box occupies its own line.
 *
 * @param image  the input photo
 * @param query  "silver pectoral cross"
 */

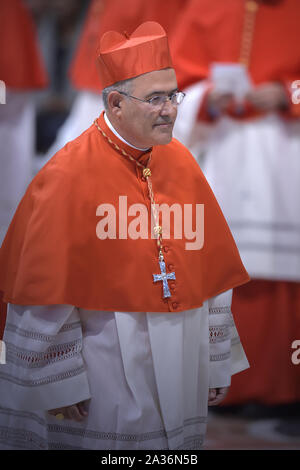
xmin=153 ymin=259 xmax=176 ymax=298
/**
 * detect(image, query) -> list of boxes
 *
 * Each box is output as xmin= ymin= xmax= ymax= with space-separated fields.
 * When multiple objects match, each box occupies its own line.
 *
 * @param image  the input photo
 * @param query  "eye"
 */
xmin=148 ymin=96 xmax=164 ymax=106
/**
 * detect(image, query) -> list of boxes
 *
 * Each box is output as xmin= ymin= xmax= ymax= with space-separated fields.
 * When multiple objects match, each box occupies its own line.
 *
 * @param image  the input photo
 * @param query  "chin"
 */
xmin=154 ymin=130 xmax=173 ymax=146
xmin=161 ymin=136 xmax=173 ymax=145
xmin=161 ymin=134 xmax=173 ymax=145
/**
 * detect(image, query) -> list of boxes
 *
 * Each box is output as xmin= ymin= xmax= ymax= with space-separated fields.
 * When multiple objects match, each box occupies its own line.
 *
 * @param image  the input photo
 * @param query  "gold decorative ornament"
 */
xmin=143 ymin=168 xmax=152 ymax=178
xmin=240 ymin=0 xmax=259 ymax=67
xmin=246 ymin=0 xmax=259 ymax=12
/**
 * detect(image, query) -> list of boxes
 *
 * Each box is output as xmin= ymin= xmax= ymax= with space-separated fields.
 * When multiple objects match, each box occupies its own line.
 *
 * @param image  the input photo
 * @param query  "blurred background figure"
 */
xmin=172 ymin=0 xmax=300 ymax=436
xmin=26 ymin=0 xmax=88 ymax=157
xmin=0 ymin=0 xmax=47 ymax=246
xmin=0 ymin=0 xmax=86 ymax=339
xmin=40 ymin=0 xmax=189 ymax=166
xmin=0 ymin=0 xmax=48 ymax=338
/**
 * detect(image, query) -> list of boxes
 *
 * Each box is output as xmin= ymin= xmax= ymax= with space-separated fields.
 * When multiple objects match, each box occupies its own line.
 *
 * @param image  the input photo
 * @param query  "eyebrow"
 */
xmin=144 ymin=88 xmax=178 ymax=99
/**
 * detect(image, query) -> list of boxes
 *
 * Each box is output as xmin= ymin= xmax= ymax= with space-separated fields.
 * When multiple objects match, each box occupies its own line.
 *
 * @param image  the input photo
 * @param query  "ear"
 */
xmin=107 ymin=91 xmax=123 ymax=118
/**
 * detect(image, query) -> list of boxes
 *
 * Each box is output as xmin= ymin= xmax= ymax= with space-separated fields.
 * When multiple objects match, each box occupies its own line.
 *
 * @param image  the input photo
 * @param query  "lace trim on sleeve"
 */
xmin=6 ymin=339 xmax=82 ymax=368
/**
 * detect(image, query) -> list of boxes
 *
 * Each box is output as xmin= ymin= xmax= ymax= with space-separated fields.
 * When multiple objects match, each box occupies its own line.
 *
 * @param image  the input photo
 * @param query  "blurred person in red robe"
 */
xmin=27 ymin=0 xmax=88 ymax=156
xmin=171 ymin=0 xmax=300 ymax=430
xmin=0 ymin=0 xmax=47 ymax=338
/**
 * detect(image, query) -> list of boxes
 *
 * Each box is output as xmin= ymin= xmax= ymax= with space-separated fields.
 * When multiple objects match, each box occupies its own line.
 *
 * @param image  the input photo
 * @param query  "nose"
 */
xmin=160 ymin=97 xmax=177 ymax=116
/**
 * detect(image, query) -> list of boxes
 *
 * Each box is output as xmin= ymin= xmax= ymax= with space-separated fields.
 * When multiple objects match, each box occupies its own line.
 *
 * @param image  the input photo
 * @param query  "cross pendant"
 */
xmin=153 ymin=259 xmax=176 ymax=298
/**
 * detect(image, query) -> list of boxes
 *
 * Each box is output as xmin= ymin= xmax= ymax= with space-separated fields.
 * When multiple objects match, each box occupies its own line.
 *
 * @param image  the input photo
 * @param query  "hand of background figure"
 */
xmin=48 ymin=400 xmax=89 ymax=422
xmin=246 ymin=82 xmax=289 ymax=111
xmin=206 ymin=89 xmax=234 ymax=115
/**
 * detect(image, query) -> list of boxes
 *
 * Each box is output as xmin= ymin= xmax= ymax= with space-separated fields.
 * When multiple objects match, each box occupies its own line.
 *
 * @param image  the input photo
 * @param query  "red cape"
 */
xmin=0 ymin=112 xmax=249 ymax=316
xmin=0 ymin=0 xmax=47 ymax=89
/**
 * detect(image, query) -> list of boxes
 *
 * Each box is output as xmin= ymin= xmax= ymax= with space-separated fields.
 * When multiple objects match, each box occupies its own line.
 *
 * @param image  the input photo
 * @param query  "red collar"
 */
xmin=95 ymin=111 xmax=152 ymax=168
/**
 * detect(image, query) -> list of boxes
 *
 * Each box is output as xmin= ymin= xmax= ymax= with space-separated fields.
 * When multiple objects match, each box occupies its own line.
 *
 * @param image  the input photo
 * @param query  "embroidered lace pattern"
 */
xmin=0 ymin=365 xmax=86 ymax=387
xmin=0 ymin=423 xmax=204 ymax=450
xmin=48 ymin=437 xmax=204 ymax=450
xmin=210 ymin=351 xmax=231 ymax=362
xmin=0 ymin=407 xmax=46 ymax=426
xmin=176 ymin=435 xmax=204 ymax=450
xmin=208 ymin=303 xmax=241 ymax=349
xmin=5 ymin=322 xmax=81 ymax=342
xmin=209 ymin=306 xmax=231 ymax=315
xmin=209 ymin=325 xmax=230 ymax=344
xmin=0 ymin=426 xmax=47 ymax=449
xmin=48 ymin=415 xmax=207 ymax=443
xmin=6 ymin=339 xmax=82 ymax=368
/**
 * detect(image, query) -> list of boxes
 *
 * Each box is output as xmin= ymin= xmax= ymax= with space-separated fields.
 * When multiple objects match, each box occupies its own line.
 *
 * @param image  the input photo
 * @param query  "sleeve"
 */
xmin=0 ymin=303 xmax=91 ymax=411
xmin=208 ymin=289 xmax=249 ymax=389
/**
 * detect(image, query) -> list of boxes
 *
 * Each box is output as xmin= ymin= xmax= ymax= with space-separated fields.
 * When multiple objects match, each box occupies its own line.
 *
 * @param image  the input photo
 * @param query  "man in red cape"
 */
xmin=45 ymin=0 xmax=189 ymax=159
xmin=0 ymin=22 xmax=249 ymax=450
xmin=171 ymin=0 xmax=300 ymax=415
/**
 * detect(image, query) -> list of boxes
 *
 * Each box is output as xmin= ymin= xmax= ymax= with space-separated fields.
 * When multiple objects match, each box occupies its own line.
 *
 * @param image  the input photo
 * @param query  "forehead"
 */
xmin=132 ymin=68 xmax=177 ymax=95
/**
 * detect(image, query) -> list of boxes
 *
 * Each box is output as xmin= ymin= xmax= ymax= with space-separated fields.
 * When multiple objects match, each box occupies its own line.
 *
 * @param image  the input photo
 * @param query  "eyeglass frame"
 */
xmin=117 ymin=90 xmax=186 ymax=107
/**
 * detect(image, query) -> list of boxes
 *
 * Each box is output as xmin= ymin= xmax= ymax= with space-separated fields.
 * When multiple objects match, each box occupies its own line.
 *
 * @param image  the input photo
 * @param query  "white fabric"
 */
xmin=208 ymin=290 xmax=247 ymax=387
xmin=174 ymin=81 xmax=300 ymax=281
xmin=104 ymin=112 xmax=150 ymax=151
xmin=0 ymin=90 xmax=35 ymax=245
xmin=0 ymin=305 xmax=91 ymax=411
xmin=0 ymin=292 xmax=248 ymax=450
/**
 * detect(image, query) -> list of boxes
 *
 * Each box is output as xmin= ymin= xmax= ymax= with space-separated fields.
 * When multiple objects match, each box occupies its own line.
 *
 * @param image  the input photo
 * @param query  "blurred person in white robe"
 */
xmin=0 ymin=0 xmax=48 ymax=244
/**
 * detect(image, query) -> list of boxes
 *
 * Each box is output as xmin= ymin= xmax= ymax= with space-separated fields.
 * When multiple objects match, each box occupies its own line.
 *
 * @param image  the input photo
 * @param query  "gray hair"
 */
xmin=102 ymin=77 xmax=135 ymax=111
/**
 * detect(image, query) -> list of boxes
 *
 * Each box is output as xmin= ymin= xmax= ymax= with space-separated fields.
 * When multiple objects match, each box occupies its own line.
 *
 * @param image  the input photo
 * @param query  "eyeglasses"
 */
xmin=118 ymin=91 xmax=186 ymax=108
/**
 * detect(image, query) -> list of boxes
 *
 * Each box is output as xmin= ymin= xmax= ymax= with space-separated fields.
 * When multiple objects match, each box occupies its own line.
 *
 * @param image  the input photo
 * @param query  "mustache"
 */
xmin=154 ymin=118 xmax=174 ymax=125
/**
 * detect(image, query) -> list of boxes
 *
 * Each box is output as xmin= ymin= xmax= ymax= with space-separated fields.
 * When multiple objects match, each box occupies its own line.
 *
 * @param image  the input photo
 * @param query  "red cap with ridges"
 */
xmin=97 ymin=21 xmax=173 ymax=88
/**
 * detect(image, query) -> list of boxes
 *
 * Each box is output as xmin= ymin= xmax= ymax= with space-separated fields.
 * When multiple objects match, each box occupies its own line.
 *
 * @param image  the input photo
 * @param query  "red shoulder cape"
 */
xmin=0 ymin=112 xmax=249 ymax=316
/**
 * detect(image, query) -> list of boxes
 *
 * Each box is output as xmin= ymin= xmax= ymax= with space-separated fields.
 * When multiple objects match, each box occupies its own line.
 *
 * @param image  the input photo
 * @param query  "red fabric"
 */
xmin=70 ymin=0 xmax=188 ymax=92
xmin=0 ymin=292 xmax=7 ymax=340
xmin=0 ymin=112 xmax=249 ymax=316
xmin=97 ymin=22 xmax=173 ymax=89
xmin=224 ymin=280 xmax=300 ymax=405
xmin=171 ymin=0 xmax=300 ymax=119
xmin=0 ymin=0 xmax=47 ymax=89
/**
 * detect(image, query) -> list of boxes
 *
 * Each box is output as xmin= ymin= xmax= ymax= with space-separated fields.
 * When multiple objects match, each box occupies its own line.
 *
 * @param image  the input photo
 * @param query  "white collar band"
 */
xmin=104 ymin=113 xmax=150 ymax=152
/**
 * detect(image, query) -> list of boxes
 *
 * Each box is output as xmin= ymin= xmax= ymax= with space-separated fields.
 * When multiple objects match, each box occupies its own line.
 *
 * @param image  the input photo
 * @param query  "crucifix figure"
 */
xmin=153 ymin=258 xmax=176 ymax=298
